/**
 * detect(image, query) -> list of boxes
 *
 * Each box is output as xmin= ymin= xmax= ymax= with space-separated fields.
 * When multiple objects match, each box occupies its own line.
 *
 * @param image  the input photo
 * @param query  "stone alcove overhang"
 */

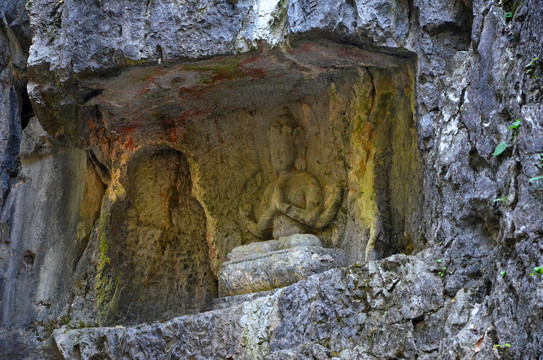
xmin=45 ymin=40 xmax=422 ymax=325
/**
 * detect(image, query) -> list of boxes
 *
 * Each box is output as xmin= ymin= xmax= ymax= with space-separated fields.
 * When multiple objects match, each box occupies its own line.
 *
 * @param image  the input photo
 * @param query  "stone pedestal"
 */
xmin=218 ymin=234 xmax=346 ymax=298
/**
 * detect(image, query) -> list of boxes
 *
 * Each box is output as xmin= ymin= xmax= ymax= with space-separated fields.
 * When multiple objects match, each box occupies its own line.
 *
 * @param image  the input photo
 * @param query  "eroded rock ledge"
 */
xmin=55 ymin=254 xmax=457 ymax=360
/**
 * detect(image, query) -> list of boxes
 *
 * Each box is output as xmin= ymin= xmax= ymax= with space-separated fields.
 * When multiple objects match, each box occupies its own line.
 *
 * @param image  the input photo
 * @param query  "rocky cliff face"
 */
xmin=1 ymin=0 xmax=542 ymax=359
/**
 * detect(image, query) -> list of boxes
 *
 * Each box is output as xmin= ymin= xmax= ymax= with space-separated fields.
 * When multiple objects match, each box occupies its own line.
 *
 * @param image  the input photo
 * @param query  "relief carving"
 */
xmin=239 ymin=112 xmax=342 ymax=241
xmin=218 ymin=111 xmax=345 ymax=297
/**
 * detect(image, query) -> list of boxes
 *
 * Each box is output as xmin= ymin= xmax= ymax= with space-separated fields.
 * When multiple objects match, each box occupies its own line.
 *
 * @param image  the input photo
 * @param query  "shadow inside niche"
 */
xmin=96 ymin=147 xmax=217 ymax=326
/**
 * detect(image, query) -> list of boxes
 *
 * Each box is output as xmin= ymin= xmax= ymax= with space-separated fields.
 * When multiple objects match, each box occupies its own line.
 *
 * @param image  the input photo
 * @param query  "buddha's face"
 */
xmin=270 ymin=134 xmax=296 ymax=172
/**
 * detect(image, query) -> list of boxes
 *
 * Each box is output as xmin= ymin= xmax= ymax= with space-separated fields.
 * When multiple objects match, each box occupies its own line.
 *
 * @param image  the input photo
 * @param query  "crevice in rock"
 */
xmin=19 ymin=84 xmax=33 ymax=130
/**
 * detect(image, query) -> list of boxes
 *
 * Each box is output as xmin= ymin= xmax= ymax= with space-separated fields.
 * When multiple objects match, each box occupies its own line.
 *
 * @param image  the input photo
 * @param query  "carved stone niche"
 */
xmin=96 ymin=148 xmax=217 ymax=326
xmin=79 ymin=40 xmax=423 ymax=321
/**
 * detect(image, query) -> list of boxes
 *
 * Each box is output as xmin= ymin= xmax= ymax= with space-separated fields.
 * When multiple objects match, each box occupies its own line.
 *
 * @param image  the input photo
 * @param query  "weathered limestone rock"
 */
xmin=53 ymin=254 xmax=449 ymax=360
xmin=19 ymin=117 xmax=53 ymax=158
xmin=1 ymin=0 xmax=543 ymax=358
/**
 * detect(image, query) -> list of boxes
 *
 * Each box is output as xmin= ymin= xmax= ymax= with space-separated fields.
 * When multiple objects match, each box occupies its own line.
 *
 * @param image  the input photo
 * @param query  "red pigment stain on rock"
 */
xmin=240 ymin=56 xmax=261 ymax=65
xmin=211 ymin=68 xmax=241 ymax=82
xmin=176 ymin=109 xmax=209 ymax=121
xmin=124 ymin=137 xmax=135 ymax=151
xmin=288 ymin=43 xmax=313 ymax=54
xmin=120 ymin=125 xmax=137 ymax=134
xmin=180 ymin=86 xmax=206 ymax=100
xmin=239 ymin=66 xmax=267 ymax=79
xmin=179 ymin=127 xmax=187 ymax=142
xmin=336 ymin=46 xmax=369 ymax=60
xmin=158 ymin=110 xmax=209 ymax=143
xmin=142 ymin=68 xmax=169 ymax=93
xmin=168 ymin=126 xmax=178 ymax=143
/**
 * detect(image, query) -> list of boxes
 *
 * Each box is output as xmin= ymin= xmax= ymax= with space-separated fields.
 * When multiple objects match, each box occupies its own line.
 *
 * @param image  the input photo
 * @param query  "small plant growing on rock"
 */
xmin=530 ymin=266 xmax=543 ymax=276
xmin=500 ymin=271 xmax=506 ymax=277
xmin=435 ymin=259 xmax=447 ymax=276
xmin=508 ymin=119 xmax=521 ymax=134
xmin=493 ymin=119 xmax=521 ymax=157
xmin=493 ymin=142 xmax=508 ymax=157
xmin=525 ymin=57 xmax=539 ymax=79
xmin=493 ymin=196 xmax=508 ymax=203
xmin=493 ymin=343 xmax=511 ymax=349
xmin=528 ymin=154 xmax=543 ymax=182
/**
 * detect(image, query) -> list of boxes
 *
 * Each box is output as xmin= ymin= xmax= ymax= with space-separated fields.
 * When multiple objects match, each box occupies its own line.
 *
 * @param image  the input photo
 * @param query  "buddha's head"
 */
xmin=268 ymin=113 xmax=305 ymax=173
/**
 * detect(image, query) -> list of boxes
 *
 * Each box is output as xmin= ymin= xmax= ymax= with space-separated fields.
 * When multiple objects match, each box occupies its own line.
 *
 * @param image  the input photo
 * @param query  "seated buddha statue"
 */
xmin=239 ymin=114 xmax=341 ymax=241
xmin=217 ymin=113 xmax=344 ymax=299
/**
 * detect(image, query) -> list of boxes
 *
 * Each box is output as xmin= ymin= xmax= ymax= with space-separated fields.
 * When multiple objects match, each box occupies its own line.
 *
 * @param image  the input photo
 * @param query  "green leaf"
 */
xmin=508 ymin=119 xmax=521 ymax=130
xmin=500 ymin=271 xmax=506 ymax=277
xmin=436 ymin=259 xmax=442 ymax=263
xmin=529 ymin=176 xmax=543 ymax=182
xmin=493 ymin=142 xmax=508 ymax=157
xmin=493 ymin=197 xmax=508 ymax=203
xmin=526 ymin=57 xmax=539 ymax=68
xmin=504 ymin=12 xmax=513 ymax=18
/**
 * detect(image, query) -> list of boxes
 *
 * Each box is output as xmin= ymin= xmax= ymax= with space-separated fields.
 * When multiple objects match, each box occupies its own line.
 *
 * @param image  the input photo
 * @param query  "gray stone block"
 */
xmin=219 ymin=246 xmax=346 ymax=297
